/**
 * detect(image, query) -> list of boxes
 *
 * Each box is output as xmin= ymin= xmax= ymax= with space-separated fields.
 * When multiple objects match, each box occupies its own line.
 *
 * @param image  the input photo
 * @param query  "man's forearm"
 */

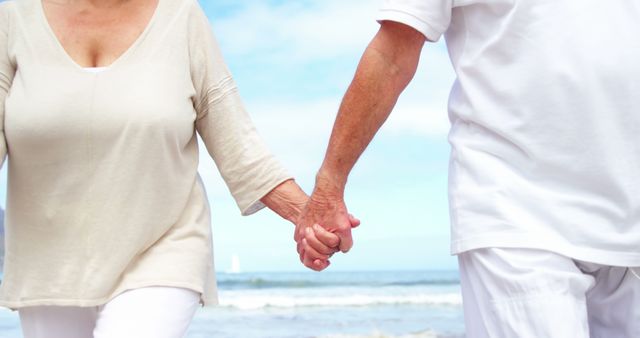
xmin=296 ymin=22 xmax=426 ymax=267
xmin=317 ymin=22 xmax=425 ymax=193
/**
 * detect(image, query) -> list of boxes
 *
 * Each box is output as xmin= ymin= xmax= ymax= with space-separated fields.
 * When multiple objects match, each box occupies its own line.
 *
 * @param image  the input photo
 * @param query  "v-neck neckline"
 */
xmin=37 ymin=0 xmax=162 ymax=73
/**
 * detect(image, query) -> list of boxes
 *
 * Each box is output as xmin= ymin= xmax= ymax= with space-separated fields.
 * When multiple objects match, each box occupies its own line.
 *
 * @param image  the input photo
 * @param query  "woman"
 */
xmin=0 ymin=0 xmax=338 ymax=336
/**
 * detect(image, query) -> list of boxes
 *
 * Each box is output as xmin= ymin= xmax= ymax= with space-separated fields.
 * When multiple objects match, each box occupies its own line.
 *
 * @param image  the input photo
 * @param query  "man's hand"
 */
xmin=294 ymin=173 xmax=360 ymax=271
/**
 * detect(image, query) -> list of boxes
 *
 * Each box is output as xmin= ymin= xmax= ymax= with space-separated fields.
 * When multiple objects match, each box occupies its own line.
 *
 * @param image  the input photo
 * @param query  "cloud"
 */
xmin=385 ymin=101 xmax=450 ymax=136
xmin=209 ymin=0 xmax=382 ymax=63
xmin=195 ymin=95 xmax=450 ymax=202
xmin=204 ymin=0 xmax=456 ymax=137
xmin=247 ymin=97 xmax=450 ymax=145
xmin=204 ymin=96 xmax=450 ymax=190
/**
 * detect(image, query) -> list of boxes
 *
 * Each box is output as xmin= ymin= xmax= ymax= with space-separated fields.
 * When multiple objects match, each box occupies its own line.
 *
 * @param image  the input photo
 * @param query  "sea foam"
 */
xmin=217 ymin=291 xmax=462 ymax=310
xmin=318 ymin=330 xmax=440 ymax=338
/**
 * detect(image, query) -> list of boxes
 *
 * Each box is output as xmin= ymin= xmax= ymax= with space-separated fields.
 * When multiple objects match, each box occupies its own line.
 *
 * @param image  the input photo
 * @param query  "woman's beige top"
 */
xmin=0 ymin=0 xmax=291 ymax=308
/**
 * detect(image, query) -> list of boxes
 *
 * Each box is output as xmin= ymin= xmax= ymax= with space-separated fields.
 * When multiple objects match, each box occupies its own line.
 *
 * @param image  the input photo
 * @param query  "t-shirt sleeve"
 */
xmin=187 ymin=2 xmax=292 ymax=216
xmin=377 ymin=0 xmax=454 ymax=42
xmin=0 ymin=2 xmax=16 ymax=171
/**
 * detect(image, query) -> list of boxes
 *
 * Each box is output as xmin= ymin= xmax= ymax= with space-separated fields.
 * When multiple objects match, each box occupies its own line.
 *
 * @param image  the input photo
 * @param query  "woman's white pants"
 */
xmin=459 ymin=248 xmax=640 ymax=338
xmin=19 ymin=286 xmax=200 ymax=338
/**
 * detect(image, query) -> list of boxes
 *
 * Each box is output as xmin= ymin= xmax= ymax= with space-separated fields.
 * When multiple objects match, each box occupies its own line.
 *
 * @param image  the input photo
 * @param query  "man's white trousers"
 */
xmin=459 ymin=248 xmax=640 ymax=338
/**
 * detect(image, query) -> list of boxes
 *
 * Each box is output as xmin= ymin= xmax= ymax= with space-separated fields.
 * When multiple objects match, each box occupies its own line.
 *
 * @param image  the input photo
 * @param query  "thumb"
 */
xmin=348 ymin=213 xmax=360 ymax=228
xmin=337 ymin=226 xmax=354 ymax=253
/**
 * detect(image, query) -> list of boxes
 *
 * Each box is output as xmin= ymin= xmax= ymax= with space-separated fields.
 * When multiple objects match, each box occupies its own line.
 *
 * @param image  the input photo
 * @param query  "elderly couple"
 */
xmin=1 ymin=0 xmax=639 ymax=337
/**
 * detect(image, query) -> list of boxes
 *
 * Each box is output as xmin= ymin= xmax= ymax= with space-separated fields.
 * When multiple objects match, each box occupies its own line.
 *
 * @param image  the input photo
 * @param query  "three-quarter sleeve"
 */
xmin=0 ymin=2 xmax=16 ymax=170
xmin=377 ymin=0 xmax=454 ymax=42
xmin=188 ymin=3 xmax=291 ymax=216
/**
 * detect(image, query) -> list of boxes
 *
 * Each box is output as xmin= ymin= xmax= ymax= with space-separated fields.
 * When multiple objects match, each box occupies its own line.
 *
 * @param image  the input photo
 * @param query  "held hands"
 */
xmin=259 ymin=178 xmax=358 ymax=271
xmin=294 ymin=175 xmax=360 ymax=271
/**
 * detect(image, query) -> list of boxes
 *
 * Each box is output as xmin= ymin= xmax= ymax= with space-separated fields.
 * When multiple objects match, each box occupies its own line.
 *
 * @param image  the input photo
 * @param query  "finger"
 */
xmin=305 ymin=227 xmax=338 ymax=256
xmin=298 ymin=231 xmax=326 ymax=271
xmin=299 ymin=247 xmax=327 ymax=272
xmin=294 ymin=225 xmax=306 ymax=242
xmin=304 ymin=258 xmax=328 ymax=271
xmin=302 ymin=238 xmax=330 ymax=262
xmin=337 ymin=227 xmax=354 ymax=253
xmin=299 ymin=248 xmax=307 ymax=267
xmin=348 ymin=214 xmax=361 ymax=228
xmin=311 ymin=225 xmax=340 ymax=249
xmin=313 ymin=259 xmax=330 ymax=271
xmin=301 ymin=247 xmax=329 ymax=271
xmin=296 ymin=241 xmax=303 ymax=255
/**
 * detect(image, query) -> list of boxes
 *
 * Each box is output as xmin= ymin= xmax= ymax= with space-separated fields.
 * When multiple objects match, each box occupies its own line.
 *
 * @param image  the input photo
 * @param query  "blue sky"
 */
xmin=0 ymin=0 xmax=458 ymax=272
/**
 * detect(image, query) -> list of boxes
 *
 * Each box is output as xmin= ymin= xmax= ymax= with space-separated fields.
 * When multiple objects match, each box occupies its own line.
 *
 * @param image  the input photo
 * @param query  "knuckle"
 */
xmin=304 ymin=260 xmax=315 ymax=270
xmin=340 ymin=243 xmax=352 ymax=253
xmin=296 ymin=228 xmax=305 ymax=239
xmin=337 ymin=223 xmax=352 ymax=233
xmin=326 ymin=246 xmax=339 ymax=255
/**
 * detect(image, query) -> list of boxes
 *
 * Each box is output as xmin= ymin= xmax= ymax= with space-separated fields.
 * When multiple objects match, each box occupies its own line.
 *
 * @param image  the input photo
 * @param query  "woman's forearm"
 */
xmin=260 ymin=179 xmax=308 ymax=224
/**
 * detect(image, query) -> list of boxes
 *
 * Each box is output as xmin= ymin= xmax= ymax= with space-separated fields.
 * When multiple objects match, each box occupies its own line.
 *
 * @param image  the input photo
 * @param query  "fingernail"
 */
xmin=305 ymin=227 xmax=312 ymax=234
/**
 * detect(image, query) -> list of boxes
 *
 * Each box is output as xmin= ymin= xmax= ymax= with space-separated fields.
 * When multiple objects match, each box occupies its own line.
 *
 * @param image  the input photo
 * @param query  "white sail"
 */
xmin=229 ymin=254 xmax=241 ymax=274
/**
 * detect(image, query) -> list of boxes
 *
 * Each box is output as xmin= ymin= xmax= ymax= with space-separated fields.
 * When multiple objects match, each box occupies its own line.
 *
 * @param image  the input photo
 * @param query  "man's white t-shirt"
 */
xmin=378 ymin=0 xmax=640 ymax=266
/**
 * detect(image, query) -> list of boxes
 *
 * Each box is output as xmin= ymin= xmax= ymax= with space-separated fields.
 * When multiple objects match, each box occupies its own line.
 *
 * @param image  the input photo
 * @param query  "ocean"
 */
xmin=0 ymin=270 xmax=464 ymax=338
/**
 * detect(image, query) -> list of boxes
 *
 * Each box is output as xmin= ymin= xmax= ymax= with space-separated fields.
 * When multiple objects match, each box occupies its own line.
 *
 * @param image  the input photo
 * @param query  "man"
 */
xmin=294 ymin=0 xmax=640 ymax=337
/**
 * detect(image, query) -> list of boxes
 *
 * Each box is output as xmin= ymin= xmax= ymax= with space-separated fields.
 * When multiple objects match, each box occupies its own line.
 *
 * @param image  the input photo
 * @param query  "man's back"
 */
xmin=387 ymin=0 xmax=640 ymax=264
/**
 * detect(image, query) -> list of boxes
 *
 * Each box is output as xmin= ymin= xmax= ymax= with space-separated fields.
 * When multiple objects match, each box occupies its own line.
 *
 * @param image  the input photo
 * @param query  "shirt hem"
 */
xmin=241 ymin=176 xmax=294 ymax=216
xmin=0 ymin=280 xmax=218 ymax=310
xmin=377 ymin=8 xmax=444 ymax=42
xmin=451 ymin=235 xmax=640 ymax=267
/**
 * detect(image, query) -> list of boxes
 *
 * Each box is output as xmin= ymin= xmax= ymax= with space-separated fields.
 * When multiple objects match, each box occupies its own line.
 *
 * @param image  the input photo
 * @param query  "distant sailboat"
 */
xmin=228 ymin=254 xmax=241 ymax=274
